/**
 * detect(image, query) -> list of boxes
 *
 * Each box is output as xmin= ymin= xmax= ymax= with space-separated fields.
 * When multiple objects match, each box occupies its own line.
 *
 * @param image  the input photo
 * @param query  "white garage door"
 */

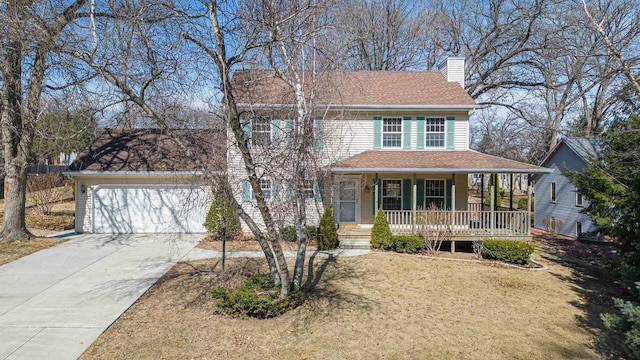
xmin=92 ymin=185 xmax=209 ymax=233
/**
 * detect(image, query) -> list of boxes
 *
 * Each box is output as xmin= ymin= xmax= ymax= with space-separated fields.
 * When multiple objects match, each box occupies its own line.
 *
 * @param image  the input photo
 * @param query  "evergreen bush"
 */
xmin=318 ymin=208 xmax=339 ymax=250
xmin=481 ymin=239 xmax=534 ymax=264
xmin=391 ymin=235 xmax=424 ymax=254
xmin=204 ymin=193 xmax=240 ymax=239
xmin=371 ymin=208 xmax=392 ymax=249
xmin=518 ymin=197 xmax=534 ymax=211
xmin=280 ymin=225 xmax=297 ymax=242
xmin=306 ymin=225 xmax=318 ymax=241
xmin=210 ymin=274 xmax=305 ymax=319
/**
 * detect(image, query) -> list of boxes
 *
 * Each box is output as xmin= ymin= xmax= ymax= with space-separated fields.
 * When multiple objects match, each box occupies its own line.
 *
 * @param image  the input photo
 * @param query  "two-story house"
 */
xmin=229 ymin=58 xmax=550 ymax=250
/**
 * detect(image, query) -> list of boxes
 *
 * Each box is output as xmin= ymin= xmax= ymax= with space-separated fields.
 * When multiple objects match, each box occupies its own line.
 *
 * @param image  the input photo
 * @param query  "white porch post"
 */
xmin=412 ymin=184 xmax=417 ymax=234
xmin=490 ymin=180 xmax=495 ymax=236
xmin=374 ymin=183 xmax=379 ymax=212
xmin=527 ymin=174 xmax=532 ymax=235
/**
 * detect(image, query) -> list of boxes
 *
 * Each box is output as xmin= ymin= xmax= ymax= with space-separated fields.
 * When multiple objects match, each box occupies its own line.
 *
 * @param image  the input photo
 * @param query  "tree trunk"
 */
xmin=0 ymin=167 xmax=30 ymax=242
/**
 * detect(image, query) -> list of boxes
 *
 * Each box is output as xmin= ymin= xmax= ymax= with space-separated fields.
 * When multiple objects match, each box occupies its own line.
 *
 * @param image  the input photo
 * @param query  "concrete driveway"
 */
xmin=0 ymin=233 xmax=205 ymax=360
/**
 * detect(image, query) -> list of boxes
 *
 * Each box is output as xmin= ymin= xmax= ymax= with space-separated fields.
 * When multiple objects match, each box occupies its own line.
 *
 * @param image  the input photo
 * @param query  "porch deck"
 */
xmin=385 ymin=209 xmax=531 ymax=238
xmin=338 ymin=208 xmax=531 ymax=251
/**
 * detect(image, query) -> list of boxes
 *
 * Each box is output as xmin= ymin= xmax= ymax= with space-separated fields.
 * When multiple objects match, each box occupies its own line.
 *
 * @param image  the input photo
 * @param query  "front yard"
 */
xmin=0 ymin=186 xmax=74 ymax=266
xmin=81 ymin=231 xmax=624 ymax=359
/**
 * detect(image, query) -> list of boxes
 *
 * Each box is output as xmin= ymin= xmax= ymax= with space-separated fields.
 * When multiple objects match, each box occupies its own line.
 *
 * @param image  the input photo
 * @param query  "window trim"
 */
xmin=576 ymin=221 xmax=583 ymax=237
xmin=424 ymin=117 xmax=446 ymax=148
xmin=381 ymin=117 xmax=403 ymax=149
xmin=381 ymin=178 xmax=403 ymax=210
xmin=424 ymin=178 xmax=446 ymax=209
xmin=575 ymin=191 xmax=584 ymax=207
xmin=303 ymin=179 xmax=315 ymax=201
xmin=251 ymin=178 xmax=272 ymax=201
xmin=550 ymin=182 xmax=557 ymax=203
xmin=251 ymin=116 xmax=273 ymax=147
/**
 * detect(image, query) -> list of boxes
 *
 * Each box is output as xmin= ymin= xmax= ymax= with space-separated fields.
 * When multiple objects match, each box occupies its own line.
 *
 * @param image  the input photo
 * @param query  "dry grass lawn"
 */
xmin=81 ymin=235 xmax=624 ymax=359
xmin=198 ymin=236 xmax=318 ymax=252
xmin=0 ymin=186 xmax=75 ymax=265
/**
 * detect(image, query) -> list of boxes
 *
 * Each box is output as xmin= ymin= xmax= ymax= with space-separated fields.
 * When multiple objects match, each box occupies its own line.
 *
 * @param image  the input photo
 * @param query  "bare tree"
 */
xmin=582 ymin=0 xmax=640 ymax=97
xmin=330 ymin=0 xmax=431 ymax=70
xmin=0 ymin=0 xmax=87 ymax=242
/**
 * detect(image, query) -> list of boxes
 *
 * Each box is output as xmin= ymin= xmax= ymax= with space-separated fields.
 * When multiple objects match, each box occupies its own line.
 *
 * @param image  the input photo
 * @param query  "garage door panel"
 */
xmin=92 ymin=185 xmax=209 ymax=233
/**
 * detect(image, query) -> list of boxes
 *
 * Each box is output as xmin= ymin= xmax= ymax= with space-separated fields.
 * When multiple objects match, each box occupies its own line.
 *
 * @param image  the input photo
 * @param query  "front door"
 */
xmin=338 ymin=179 xmax=359 ymax=223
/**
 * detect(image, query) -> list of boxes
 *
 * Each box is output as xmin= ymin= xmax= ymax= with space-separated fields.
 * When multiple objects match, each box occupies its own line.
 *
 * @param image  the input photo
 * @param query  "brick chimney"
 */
xmin=438 ymin=57 xmax=465 ymax=89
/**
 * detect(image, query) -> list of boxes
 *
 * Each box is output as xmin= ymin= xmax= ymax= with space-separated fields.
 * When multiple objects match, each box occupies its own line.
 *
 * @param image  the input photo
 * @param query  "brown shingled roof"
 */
xmin=68 ymin=128 xmax=225 ymax=173
xmin=330 ymin=150 xmax=550 ymax=174
xmin=231 ymin=70 xmax=476 ymax=107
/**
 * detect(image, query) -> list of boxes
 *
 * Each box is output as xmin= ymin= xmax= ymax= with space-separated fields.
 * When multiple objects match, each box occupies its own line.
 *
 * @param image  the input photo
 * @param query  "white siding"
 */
xmin=455 ymin=118 xmax=469 ymax=150
xmin=228 ymin=110 xmax=474 ymax=231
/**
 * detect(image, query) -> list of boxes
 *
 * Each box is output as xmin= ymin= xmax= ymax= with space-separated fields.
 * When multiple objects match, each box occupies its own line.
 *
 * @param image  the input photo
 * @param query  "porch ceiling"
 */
xmin=329 ymin=150 xmax=551 ymax=174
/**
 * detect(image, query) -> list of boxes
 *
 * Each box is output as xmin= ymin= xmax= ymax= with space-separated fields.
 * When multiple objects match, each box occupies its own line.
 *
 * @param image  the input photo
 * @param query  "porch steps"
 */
xmin=338 ymin=224 xmax=371 ymax=250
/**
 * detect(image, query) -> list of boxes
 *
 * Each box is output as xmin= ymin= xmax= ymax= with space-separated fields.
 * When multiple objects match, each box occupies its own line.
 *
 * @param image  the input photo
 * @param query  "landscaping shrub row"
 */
xmin=481 ymin=239 xmax=534 ymax=265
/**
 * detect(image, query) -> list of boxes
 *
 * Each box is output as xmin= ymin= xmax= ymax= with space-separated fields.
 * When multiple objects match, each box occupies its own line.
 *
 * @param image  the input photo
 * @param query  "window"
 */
xmin=382 ymin=118 xmax=402 ymax=148
xmin=382 ymin=179 xmax=402 ymax=210
xmin=252 ymin=117 xmax=271 ymax=146
xmin=304 ymin=179 xmax=315 ymax=200
xmin=425 ymin=179 xmax=445 ymax=209
xmin=576 ymin=221 xmax=583 ymax=237
xmin=425 ymin=118 xmax=445 ymax=147
xmin=576 ymin=191 xmax=584 ymax=207
xmin=550 ymin=182 xmax=556 ymax=203
xmin=252 ymin=179 xmax=272 ymax=200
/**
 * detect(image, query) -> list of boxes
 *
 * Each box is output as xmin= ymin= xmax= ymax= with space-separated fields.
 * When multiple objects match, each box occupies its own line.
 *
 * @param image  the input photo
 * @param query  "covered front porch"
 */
xmin=329 ymin=150 xmax=551 ymax=249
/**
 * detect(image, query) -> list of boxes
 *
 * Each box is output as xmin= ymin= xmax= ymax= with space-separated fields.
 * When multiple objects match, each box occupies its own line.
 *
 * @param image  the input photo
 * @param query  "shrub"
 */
xmin=280 ymin=225 xmax=297 ymax=242
xmin=371 ymin=208 xmax=392 ymax=249
xmin=26 ymin=173 xmax=65 ymax=215
xmin=601 ymin=295 xmax=640 ymax=359
xmin=391 ymin=235 xmax=424 ymax=254
xmin=318 ymin=208 xmax=339 ymax=250
xmin=481 ymin=239 xmax=534 ymax=264
xmin=204 ymin=193 xmax=240 ymax=239
xmin=306 ymin=225 xmax=318 ymax=241
xmin=517 ymin=197 xmax=533 ymax=211
xmin=210 ymin=274 xmax=305 ymax=319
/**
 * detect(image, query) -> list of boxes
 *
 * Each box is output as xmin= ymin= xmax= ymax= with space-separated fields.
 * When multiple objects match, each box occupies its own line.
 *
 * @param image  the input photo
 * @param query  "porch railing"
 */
xmin=384 ymin=209 xmax=530 ymax=237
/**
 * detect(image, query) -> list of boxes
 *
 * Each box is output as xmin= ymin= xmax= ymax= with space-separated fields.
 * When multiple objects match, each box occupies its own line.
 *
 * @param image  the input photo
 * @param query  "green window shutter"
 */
xmin=373 ymin=116 xmax=382 ymax=149
xmin=446 ymin=116 xmax=455 ymax=150
xmin=314 ymin=118 xmax=324 ymax=149
xmin=416 ymin=116 xmax=425 ymax=149
xmin=284 ymin=119 xmax=293 ymax=147
xmin=242 ymin=180 xmax=251 ymax=202
xmin=416 ymin=179 xmax=425 ymax=210
xmin=314 ymin=179 xmax=323 ymax=202
xmin=242 ymin=117 xmax=252 ymax=148
xmin=445 ymin=179 xmax=453 ymax=210
xmin=272 ymin=179 xmax=280 ymax=201
xmin=402 ymin=178 xmax=412 ymax=210
xmin=403 ymin=116 xmax=412 ymax=149
xmin=271 ymin=118 xmax=281 ymax=146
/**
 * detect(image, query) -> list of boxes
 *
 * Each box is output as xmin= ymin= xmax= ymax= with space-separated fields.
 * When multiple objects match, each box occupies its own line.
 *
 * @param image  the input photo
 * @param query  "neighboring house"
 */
xmin=534 ymin=137 xmax=601 ymax=238
xmin=229 ymin=58 xmax=551 ymax=249
xmin=65 ymin=128 xmax=224 ymax=234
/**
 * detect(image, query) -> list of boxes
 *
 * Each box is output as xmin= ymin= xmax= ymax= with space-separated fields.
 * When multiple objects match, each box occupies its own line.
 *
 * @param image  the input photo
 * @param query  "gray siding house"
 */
xmin=534 ymin=137 xmax=601 ymax=238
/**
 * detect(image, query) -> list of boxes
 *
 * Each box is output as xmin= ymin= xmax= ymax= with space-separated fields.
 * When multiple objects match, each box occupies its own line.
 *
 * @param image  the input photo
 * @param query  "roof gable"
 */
xmin=540 ymin=137 xmax=602 ymax=167
xmin=231 ymin=70 xmax=476 ymax=108
xmin=68 ymin=128 xmax=225 ymax=173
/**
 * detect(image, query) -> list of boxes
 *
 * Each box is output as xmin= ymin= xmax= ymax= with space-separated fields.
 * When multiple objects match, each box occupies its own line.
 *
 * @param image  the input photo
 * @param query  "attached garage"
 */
xmin=91 ymin=184 xmax=209 ymax=233
xmin=65 ymin=129 xmax=224 ymax=234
